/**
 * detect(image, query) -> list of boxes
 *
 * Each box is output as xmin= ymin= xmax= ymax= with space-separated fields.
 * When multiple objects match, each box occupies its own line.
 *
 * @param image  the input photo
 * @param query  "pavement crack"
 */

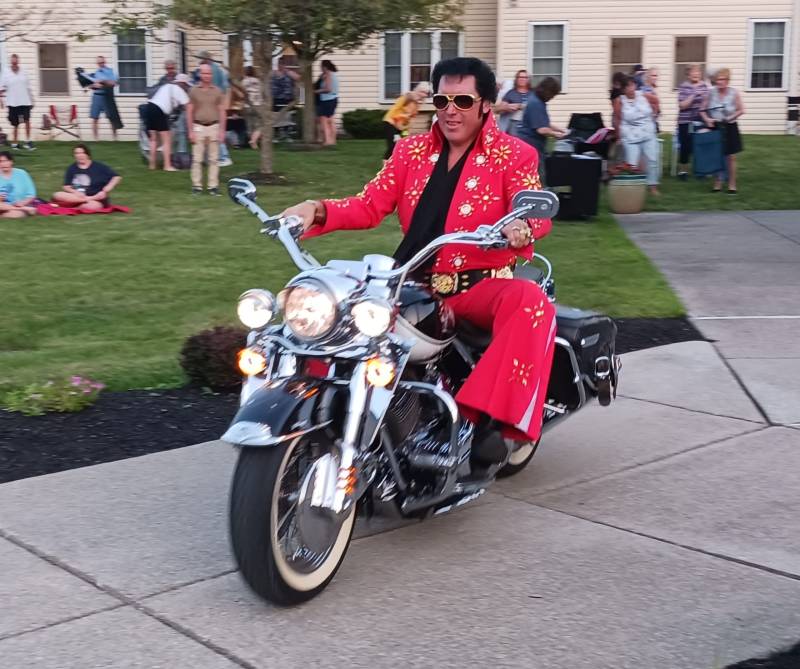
xmin=0 ymin=603 xmax=127 ymax=643
xmin=738 ymin=213 xmax=800 ymax=248
xmin=520 ymin=500 xmax=800 ymax=583
xmin=504 ymin=424 xmax=769 ymax=501
xmin=139 ymin=569 xmax=239 ymax=602
xmin=617 ymin=394 xmax=767 ymax=425
xmin=703 ymin=340 xmax=774 ymax=425
xmin=0 ymin=528 xmax=258 ymax=668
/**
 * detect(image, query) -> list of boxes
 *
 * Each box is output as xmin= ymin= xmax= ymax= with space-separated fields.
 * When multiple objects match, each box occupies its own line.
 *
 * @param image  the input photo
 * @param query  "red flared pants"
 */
xmin=447 ymin=278 xmax=557 ymax=443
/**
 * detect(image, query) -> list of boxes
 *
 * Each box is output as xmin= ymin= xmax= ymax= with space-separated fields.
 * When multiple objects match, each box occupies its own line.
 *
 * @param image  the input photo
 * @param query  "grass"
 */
xmin=1 ymin=138 xmax=688 ymax=392
xmin=644 ymin=134 xmax=800 ymax=212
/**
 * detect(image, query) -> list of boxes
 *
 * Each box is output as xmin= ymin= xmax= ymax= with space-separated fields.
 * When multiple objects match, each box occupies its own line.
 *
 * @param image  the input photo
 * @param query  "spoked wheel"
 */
xmin=229 ymin=435 xmax=356 ymax=606
xmin=496 ymin=439 xmax=540 ymax=479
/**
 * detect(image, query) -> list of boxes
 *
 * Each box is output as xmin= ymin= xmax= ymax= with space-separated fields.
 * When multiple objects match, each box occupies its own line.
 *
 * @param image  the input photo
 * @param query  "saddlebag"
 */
xmin=554 ymin=305 xmax=619 ymax=405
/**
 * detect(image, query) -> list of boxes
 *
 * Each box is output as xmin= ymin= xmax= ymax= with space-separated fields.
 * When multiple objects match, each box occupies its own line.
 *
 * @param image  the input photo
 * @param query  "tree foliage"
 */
xmin=101 ymin=0 xmax=462 ymax=173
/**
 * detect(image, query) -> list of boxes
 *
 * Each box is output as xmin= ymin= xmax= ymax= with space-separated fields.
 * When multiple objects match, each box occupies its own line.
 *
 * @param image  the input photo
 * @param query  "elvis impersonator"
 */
xmin=280 ymin=57 xmax=556 ymax=467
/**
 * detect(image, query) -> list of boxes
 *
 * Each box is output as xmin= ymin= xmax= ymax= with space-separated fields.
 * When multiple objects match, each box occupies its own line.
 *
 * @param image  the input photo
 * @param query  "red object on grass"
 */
xmin=35 ymin=203 xmax=131 ymax=216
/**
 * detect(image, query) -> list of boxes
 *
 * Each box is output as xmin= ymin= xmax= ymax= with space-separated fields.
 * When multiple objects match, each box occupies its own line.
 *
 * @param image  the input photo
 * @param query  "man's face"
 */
xmin=97 ymin=56 xmax=106 ymax=69
xmin=199 ymin=64 xmax=213 ymax=84
xmin=165 ymin=62 xmax=176 ymax=76
xmin=10 ymin=55 xmax=19 ymax=71
xmin=435 ymin=75 xmax=491 ymax=147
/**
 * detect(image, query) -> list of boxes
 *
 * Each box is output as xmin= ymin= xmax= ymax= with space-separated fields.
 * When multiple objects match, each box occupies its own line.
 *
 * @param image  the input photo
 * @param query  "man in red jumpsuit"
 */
xmin=281 ymin=57 xmax=556 ymax=465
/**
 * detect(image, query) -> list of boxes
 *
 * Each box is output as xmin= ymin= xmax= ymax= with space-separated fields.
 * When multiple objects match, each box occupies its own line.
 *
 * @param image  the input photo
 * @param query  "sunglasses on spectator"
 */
xmin=432 ymin=94 xmax=482 ymax=111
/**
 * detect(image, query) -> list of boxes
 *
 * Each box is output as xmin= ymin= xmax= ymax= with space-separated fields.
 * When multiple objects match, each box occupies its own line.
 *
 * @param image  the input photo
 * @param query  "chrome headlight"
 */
xmin=351 ymin=299 xmax=394 ymax=337
xmin=237 ymin=289 xmax=276 ymax=329
xmin=283 ymin=280 xmax=337 ymax=340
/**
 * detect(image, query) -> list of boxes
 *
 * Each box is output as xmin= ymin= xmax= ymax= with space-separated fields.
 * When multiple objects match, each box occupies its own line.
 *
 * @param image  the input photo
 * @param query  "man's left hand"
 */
xmin=501 ymin=219 xmax=532 ymax=249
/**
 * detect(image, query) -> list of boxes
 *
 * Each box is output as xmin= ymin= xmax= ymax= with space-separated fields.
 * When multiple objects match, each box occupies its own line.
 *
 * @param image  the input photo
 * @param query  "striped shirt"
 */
xmin=677 ymin=81 xmax=709 ymax=124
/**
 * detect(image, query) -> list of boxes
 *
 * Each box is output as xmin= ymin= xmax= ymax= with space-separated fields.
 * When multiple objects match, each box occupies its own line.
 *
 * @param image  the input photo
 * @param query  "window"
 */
xmin=177 ymin=29 xmax=188 ymax=74
xmin=530 ymin=22 xmax=567 ymax=87
xmin=674 ymin=36 xmax=707 ymax=86
xmin=116 ymin=29 xmax=147 ymax=94
xmin=610 ymin=37 xmax=642 ymax=81
xmin=749 ymin=20 xmax=789 ymax=89
xmin=382 ymin=30 xmax=460 ymax=100
xmin=38 ymin=43 xmax=69 ymax=95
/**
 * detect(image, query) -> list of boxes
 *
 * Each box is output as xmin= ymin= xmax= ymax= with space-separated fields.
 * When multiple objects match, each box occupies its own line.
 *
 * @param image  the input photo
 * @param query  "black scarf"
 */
xmin=393 ymin=139 xmax=475 ymax=269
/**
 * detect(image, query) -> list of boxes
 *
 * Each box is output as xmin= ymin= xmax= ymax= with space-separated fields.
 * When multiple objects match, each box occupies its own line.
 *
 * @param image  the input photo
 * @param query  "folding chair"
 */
xmin=41 ymin=104 xmax=81 ymax=139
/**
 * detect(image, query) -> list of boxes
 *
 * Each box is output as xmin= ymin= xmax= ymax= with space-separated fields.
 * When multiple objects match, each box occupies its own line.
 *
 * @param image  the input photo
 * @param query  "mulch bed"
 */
xmin=0 ymin=317 xmax=705 ymax=484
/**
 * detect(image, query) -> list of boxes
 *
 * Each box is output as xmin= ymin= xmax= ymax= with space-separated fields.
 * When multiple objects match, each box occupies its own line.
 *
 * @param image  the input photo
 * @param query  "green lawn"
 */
xmin=644 ymin=134 xmax=800 ymax=212
xmin=1 ymin=138 xmax=688 ymax=392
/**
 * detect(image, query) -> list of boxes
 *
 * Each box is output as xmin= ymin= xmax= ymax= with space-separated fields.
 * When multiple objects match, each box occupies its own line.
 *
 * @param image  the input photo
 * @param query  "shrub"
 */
xmin=342 ymin=108 xmax=386 ymax=139
xmin=180 ymin=326 xmax=248 ymax=392
xmin=2 ymin=376 xmax=105 ymax=416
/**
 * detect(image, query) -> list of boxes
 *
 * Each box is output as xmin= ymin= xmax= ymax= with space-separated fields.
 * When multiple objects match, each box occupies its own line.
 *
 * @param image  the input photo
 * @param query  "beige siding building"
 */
xmin=2 ymin=0 xmax=797 ymax=139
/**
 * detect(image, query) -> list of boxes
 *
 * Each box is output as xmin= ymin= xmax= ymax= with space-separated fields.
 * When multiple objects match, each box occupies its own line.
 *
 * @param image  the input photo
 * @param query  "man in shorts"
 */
xmin=89 ymin=56 xmax=120 ymax=140
xmin=0 ymin=54 xmax=35 ymax=150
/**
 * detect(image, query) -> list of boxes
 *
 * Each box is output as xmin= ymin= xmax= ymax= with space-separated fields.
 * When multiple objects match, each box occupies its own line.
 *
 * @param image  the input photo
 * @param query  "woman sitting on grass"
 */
xmin=0 ymin=150 xmax=37 ymax=218
xmin=52 ymin=144 xmax=122 ymax=211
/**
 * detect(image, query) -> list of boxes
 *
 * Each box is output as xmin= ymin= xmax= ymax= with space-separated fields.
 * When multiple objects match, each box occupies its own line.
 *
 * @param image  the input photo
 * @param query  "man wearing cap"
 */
xmin=187 ymin=63 xmax=226 ymax=195
xmin=145 ymin=73 xmax=191 ymax=171
xmin=89 ymin=56 xmax=121 ymax=140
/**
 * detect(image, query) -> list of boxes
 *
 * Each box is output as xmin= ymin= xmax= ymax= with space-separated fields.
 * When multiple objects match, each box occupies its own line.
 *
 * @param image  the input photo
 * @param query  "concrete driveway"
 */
xmin=3 ymin=210 xmax=800 ymax=668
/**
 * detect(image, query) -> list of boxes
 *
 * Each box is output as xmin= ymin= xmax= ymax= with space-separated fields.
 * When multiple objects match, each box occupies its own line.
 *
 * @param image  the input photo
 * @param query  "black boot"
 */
xmin=470 ymin=419 xmax=509 ymax=466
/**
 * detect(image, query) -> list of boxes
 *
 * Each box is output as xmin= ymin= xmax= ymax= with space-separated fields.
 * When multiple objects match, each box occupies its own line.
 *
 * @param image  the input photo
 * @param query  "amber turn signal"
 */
xmin=365 ymin=357 xmax=395 ymax=388
xmin=237 ymin=347 xmax=267 ymax=376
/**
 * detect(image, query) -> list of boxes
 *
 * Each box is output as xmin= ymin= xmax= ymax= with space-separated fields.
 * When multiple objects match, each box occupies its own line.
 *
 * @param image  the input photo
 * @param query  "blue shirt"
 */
xmin=0 ymin=167 xmax=36 ymax=204
xmin=517 ymin=93 xmax=550 ymax=155
xmin=91 ymin=66 xmax=118 ymax=94
xmin=320 ymin=73 xmax=338 ymax=101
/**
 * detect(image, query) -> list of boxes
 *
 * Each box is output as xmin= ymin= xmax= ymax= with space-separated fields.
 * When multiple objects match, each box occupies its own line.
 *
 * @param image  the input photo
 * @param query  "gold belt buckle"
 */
xmin=492 ymin=265 xmax=514 ymax=280
xmin=431 ymin=272 xmax=458 ymax=295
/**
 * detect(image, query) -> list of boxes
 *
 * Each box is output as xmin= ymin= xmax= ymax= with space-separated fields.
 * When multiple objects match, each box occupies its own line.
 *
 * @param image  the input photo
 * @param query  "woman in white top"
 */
xmin=145 ymin=74 xmax=191 ymax=171
xmin=700 ymin=67 xmax=745 ymax=193
xmin=620 ymin=75 xmax=660 ymax=195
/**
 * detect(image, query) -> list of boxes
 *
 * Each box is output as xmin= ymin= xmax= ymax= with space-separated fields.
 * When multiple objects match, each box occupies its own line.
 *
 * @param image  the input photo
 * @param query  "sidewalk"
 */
xmin=3 ymin=210 xmax=800 ymax=668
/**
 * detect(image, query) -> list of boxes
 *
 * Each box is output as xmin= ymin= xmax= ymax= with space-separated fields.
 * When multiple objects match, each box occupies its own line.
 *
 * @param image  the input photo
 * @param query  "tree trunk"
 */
xmin=299 ymin=55 xmax=318 ymax=145
xmin=254 ymin=38 xmax=274 ymax=175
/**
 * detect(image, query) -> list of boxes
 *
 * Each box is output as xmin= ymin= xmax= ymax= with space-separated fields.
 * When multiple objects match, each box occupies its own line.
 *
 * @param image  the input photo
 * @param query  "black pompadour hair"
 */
xmin=432 ymin=57 xmax=497 ymax=104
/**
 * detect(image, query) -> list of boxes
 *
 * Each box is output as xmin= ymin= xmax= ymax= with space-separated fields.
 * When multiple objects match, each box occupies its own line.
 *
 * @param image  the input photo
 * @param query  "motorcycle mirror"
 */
xmin=511 ymin=189 xmax=560 ymax=219
xmin=228 ymin=178 xmax=257 ymax=204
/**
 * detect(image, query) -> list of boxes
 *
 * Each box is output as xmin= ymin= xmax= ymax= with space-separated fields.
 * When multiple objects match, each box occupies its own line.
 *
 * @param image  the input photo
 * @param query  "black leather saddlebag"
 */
xmin=554 ymin=305 xmax=618 ymax=402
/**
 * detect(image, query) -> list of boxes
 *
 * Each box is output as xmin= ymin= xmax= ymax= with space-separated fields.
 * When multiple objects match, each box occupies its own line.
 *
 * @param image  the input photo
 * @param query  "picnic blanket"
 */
xmin=36 ymin=202 xmax=131 ymax=216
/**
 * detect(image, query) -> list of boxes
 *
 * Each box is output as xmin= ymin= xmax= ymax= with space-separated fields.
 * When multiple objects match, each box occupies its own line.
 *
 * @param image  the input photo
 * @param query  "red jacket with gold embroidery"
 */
xmin=304 ymin=113 xmax=551 ymax=273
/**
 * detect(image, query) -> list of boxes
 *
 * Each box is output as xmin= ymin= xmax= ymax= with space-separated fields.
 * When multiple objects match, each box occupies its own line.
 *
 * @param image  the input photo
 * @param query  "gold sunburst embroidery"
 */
xmin=509 ymin=358 xmax=536 ymax=386
xmin=458 ymin=202 xmax=474 ymax=217
xmin=515 ymin=171 xmax=541 ymax=190
xmin=490 ymin=143 xmax=512 ymax=165
xmin=472 ymin=184 xmax=501 ymax=212
xmin=464 ymin=176 xmax=480 ymax=191
xmin=523 ymin=300 xmax=547 ymax=329
xmin=408 ymin=139 xmax=428 ymax=162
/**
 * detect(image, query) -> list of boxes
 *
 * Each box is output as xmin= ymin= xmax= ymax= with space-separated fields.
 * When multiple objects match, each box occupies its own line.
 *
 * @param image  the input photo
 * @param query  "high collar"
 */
xmin=431 ymin=110 xmax=502 ymax=156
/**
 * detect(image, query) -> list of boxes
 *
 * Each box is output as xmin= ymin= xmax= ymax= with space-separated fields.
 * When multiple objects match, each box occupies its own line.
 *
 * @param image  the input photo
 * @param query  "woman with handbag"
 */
xmin=700 ymin=68 xmax=745 ymax=193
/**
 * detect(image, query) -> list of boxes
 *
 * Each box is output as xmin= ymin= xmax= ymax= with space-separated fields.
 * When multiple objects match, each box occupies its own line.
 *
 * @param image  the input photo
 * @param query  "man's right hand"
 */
xmin=278 ymin=200 xmax=322 ymax=232
xmin=188 ymin=131 xmax=196 ymax=143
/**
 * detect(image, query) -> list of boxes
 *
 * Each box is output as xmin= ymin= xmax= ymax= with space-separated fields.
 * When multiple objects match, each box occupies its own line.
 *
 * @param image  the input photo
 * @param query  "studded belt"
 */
xmin=428 ymin=264 xmax=515 ymax=296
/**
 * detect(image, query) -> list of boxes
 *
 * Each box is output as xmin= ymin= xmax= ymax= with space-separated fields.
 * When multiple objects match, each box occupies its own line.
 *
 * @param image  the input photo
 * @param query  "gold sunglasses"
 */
xmin=432 ymin=93 xmax=482 ymax=111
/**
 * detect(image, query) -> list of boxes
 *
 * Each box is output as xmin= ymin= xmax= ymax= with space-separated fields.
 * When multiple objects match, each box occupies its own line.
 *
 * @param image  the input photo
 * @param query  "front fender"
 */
xmin=221 ymin=377 xmax=337 ymax=447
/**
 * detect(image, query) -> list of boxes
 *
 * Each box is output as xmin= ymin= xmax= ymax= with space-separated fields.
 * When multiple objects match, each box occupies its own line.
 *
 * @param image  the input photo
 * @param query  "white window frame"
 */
xmin=379 ymin=30 xmax=463 ymax=103
xmin=746 ymin=18 xmax=791 ymax=91
xmin=37 ymin=42 xmax=71 ymax=96
xmin=113 ymin=28 xmax=150 ymax=96
xmin=527 ymin=21 xmax=569 ymax=93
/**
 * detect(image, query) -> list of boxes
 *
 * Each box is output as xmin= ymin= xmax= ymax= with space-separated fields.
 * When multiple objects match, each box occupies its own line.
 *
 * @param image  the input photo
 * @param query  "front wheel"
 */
xmin=496 ymin=439 xmax=540 ymax=478
xmin=229 ymin=436 xmax=356 ymax=606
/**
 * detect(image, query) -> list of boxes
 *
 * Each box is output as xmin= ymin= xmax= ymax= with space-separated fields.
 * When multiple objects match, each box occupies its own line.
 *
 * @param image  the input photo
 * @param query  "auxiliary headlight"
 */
xmin=351 ymin=299 xmax=394 ymax=337
xmin=283 ymin=281 xmax=337 ymax=340
xmin=237 ymin=289 xmax=276 ymax=329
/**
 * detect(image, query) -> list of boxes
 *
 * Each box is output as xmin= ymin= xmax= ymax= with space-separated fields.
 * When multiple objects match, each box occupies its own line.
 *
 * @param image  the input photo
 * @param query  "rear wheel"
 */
xmin=496 ymin=439 xmax=540 ymax=478
xmin=229 ymin=435 xmax=356 ymax=606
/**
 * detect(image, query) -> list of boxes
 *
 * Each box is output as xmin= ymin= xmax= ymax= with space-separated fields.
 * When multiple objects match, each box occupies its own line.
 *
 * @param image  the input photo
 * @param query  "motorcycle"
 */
xmin=222 ymin=178 xmax=621 ymax=605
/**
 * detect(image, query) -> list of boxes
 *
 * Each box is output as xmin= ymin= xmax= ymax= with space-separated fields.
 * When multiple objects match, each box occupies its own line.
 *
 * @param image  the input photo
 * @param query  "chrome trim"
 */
xmin=554 ymin=336 xmax=587 ymax=408
xmin=221 ymin=419 xmax=331 ymax=446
